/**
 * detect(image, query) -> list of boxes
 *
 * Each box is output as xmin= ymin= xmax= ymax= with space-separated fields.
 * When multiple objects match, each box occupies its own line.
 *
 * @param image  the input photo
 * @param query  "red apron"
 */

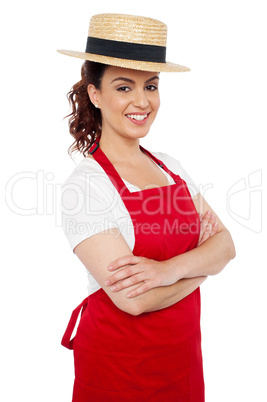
xmin=62 ymin=142 xmax=204 ymax=401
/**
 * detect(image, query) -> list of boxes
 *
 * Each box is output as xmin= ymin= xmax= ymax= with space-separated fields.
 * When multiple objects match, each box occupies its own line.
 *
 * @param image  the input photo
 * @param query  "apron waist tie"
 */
xmin=61 ymin=296 xmax=89 ymax=350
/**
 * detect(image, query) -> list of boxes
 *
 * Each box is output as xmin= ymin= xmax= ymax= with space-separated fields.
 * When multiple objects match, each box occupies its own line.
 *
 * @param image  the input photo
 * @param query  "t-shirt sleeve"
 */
xmin=61 ymin=171 xmax=119 ymax=251
xmin=153 ymin=152 xmax=200 ymax=198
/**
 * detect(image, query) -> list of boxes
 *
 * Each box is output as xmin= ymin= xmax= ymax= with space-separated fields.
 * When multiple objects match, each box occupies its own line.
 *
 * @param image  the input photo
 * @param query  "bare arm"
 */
xmin=74 ymin=228 xmax=206 ymax=316
xmin=167 ymin=193 xmax=236 ymax=279
xmin=132 ymin=276 xmax=207 ymax=313
xmin=105 ymin=194 xmax=235 ymax=299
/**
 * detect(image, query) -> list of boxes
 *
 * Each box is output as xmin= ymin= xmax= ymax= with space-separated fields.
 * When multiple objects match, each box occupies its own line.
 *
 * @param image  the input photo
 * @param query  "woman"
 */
xmin=59 ymin=14 xmax=235 ymax=401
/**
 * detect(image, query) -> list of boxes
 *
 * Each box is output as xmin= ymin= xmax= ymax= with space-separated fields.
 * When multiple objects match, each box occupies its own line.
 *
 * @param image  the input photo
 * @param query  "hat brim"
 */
xmin=57 ymin=49 xmax=190 ymax=72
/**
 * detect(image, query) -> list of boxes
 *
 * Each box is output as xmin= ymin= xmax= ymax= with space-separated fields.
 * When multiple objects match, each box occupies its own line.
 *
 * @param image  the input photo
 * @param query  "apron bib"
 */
xmin=62 ymin=141 xmax=204 ymax=401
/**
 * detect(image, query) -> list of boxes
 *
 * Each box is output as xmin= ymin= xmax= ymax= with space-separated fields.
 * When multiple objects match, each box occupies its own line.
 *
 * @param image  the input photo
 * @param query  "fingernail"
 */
xmin=107 ymin=266 xmax=113 ymax=271
xmin=105 ymin=280 xmax=111 ymax=286
xmin=111 ymin=285 xmax=117 ymax=291
xmin=127 ymin=292 xmax=132 ymax=298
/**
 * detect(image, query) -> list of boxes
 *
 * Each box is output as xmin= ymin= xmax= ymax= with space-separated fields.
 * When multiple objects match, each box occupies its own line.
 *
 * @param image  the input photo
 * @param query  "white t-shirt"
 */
xmin=61 ymin=151 xmax=199 ymax=295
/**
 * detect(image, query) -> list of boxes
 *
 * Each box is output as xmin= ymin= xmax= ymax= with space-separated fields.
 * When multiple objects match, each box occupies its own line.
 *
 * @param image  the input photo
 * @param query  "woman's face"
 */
xmin=88 ymin=66 xmax=160 ymax=142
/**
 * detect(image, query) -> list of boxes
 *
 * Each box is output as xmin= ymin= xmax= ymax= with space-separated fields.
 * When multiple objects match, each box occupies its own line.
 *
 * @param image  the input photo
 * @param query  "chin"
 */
xmin=126 ymin=125 xmax=152 ymax=139
xmin=127 ymin=130 xmax=150 ymax=141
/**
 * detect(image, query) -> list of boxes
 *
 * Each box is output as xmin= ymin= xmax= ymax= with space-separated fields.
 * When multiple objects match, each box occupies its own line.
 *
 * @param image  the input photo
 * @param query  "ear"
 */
xmin=87 ymin=84 xmax=100 ymax=107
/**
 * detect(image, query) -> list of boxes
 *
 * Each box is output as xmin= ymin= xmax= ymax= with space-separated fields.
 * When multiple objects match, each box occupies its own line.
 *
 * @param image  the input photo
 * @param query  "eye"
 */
xmin=145 ymin=84 xmax=158 ymax=91
xmin=117 ymin=86 xmax=131 ymax=92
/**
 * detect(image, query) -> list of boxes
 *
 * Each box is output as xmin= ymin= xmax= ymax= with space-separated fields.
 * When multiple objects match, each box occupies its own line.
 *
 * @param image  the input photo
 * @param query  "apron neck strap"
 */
xmin=140 ymin=145 xmax=179 ymax=181
xmin=89 ymin=138 xmax=131 ymax=195
xmin=88 ymin=139 xmax=180 ymax=194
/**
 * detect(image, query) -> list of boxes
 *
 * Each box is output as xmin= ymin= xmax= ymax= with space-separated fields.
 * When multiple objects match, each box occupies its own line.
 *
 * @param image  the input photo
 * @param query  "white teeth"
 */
xmin=127 ymin=114 xmax=148 ymax=121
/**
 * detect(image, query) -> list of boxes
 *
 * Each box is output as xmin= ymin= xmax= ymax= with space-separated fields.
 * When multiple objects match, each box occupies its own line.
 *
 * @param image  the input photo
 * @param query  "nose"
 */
xmin=133 ymin=88 xmax=149 ymax=109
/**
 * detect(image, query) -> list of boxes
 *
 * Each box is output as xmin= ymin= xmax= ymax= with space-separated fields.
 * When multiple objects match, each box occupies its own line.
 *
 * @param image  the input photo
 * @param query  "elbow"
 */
xmin=225 ymin=229 xmax=236 ymax=261
xmin=229 ymin=233 xmax=236 ymax=260
xmin=105 ymin=288 xmax=145 ymax=316
xmin=230 ymin=242 xmax=236 ymax=260
xmin=115 ymin=299 xmax=144 ymax=316
xmin=126 ymin=305 xmax=144 ymax=316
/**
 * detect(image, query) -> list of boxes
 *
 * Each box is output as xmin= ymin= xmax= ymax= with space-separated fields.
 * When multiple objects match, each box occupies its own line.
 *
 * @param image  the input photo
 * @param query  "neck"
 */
xmin=99 ymin=133 xmax=143 ymax=163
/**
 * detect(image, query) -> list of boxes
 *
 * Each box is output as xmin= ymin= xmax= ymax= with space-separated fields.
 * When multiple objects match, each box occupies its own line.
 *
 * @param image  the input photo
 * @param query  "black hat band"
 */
xmin=85 ymin=36 xmax=166 ymax=63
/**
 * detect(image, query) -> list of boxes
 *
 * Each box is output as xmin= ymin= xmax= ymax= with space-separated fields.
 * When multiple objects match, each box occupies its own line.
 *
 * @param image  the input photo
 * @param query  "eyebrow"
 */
xmin=110 ymin=75 xmax=159 ymax=84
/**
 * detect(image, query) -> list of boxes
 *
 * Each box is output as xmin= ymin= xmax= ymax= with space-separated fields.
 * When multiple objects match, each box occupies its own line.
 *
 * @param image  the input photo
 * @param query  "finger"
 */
xmin=209 ymin=213 xmax=217 ymax=225
xmin=199 ymin=211 xmax=212 ymax=236
xmin=203 ymin=210 xmax=212 ymax=220
xmin=201 ymin=222 xmax=213 ymax=242
xmin=201 ymin=229 xmax=211 ymax=243
xmin=105 ymin=265 xmax=142 ymax=286
xmin=208 ymin=214 xmax=218 ymax=236
xmin=199 ymin=218 xmax=210 ymax=240
xmin=110 ymin=273 xmax=145 ymax=292
xmin=107 ymin=255 xmax=141 ymax=271
xmin=203 ymin=212 xmax=216 ymax=232
xmin=198 ymin=212 xmax=219 ymax=245
xmin=210 ymin=221 xmax=219 ymax=236
xmin=126 ymin=282 xmax=153 ymax=298
xmin=199 ymin=219 xmax=206 ymax=239
xmin=202 ymin=220 xmax=218 ymax=242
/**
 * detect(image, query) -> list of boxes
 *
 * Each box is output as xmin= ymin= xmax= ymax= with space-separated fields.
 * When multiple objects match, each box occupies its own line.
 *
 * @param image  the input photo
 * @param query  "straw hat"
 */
xmin=57 ymin=13 xmax=190 ymax=73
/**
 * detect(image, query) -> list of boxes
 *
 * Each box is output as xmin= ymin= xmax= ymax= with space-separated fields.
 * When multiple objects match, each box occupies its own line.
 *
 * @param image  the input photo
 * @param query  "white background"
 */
xmin=1 ymin=0 xmax=266 ymax=401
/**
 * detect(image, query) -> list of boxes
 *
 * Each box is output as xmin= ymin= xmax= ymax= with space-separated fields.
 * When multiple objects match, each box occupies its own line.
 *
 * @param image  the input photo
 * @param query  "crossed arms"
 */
xmin=74 ymin=193 xmax=236 ymax=315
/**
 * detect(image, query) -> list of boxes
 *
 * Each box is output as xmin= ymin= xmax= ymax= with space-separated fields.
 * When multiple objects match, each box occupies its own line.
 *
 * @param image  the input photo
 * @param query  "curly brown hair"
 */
xmin=66 ymin=61 xmax=109 ymax=157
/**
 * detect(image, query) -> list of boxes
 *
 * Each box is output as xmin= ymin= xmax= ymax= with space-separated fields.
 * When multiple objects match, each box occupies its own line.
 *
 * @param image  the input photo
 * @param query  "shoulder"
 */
xmin=62 ymin=157 xmax=114 ymax=195
xmin=61 ymin=158 xmax=121 ymax=251
xmin=61 ymin=157 xmax=120 ymax=214
xmin=63 ymin=157 xmax=103 ymax=187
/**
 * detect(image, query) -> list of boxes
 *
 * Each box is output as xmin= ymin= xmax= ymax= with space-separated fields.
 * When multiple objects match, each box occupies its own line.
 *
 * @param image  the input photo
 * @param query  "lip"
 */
xmin=125 ymin=112 xmax=151 ymax=125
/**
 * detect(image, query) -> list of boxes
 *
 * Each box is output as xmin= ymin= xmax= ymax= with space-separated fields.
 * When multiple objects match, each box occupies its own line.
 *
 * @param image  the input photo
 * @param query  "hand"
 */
xmin=198 ymin=210 xmax=218 ymax=246
xmin=105 ymin=256 xmax=182 ymax=298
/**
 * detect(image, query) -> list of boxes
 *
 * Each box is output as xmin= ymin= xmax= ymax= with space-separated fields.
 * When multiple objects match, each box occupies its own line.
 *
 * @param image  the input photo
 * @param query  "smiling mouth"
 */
xmin=126 ymin=113 xmax=150 ymax=121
